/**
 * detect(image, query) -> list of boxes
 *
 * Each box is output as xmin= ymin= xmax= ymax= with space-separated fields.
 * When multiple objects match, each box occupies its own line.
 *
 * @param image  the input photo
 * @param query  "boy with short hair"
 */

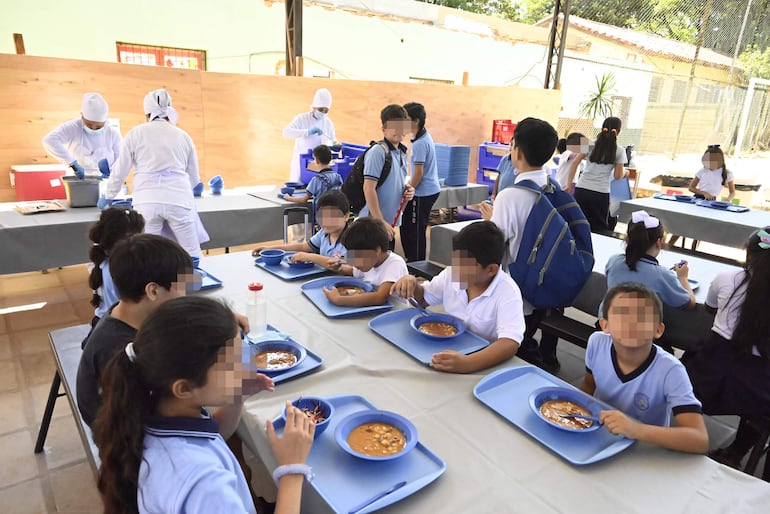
xmin=324 ymin=217 xmax=408 ymax=307
xmin=283 ymin=144 xmax=342 ymax=204
xmin=391 ymin=221 xmax=525 ymax=374
xmin=360 ymin=104 xmax=414 ymax=246
xmin=253 ymin=189 xmax=349 ymax=270
xmin=580 ymin=282 xmax=709 ymax=454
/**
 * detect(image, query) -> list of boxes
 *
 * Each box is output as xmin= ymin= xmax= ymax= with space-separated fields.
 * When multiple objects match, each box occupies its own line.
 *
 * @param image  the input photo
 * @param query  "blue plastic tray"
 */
xmin=368 ymin=309 xmax=489 ymax=365
xmin=474 ymin=365 xmax=634 ymax=465
xmin=255 ymin=252 xmax=329 ymax=281
xmin=653 ymin=193 xmax=695 ymax=203
xmin=271 ymin=394 xmax=446 ymax=514
xmin=695 ymin=199 xmax=750 ymax=213
xmin=192 ymin=267 xmax=223 ymax=291
xmin=242 ymin=324 xmax=323 ymax=384
xmin=300 ymin=277 xmax=393 ymax=319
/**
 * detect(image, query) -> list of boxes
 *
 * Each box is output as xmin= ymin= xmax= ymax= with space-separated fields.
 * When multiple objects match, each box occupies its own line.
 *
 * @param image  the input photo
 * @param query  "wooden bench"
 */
xmin=34 ymin=324 xmax=100 ymax=478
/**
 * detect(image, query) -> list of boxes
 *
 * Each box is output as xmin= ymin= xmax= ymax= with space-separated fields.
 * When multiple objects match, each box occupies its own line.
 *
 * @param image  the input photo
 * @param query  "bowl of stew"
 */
xmin=330 ymin=279 xmax=374 ymax=297
xmin=529 ymin=387 xmax=602 ymax=433
xmin=282 ymin=396 xmax=334 ymax=437
xmin=247 ymin=340 xmax=307 ymax=375
xmin=334 ymin=410 xmax=418 ymax=461
xmin=409 ymin=313 xmax=466 ymax=340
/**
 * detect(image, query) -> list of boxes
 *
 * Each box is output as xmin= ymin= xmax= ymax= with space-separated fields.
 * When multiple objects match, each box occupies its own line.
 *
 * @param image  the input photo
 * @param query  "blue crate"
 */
xmin=476 ymin=169 xmax=497 ymax=195
xmin=299 ymin=142 xmax=366 ymax=184
xmin=478 ymin=142 xmax=508 ymax=172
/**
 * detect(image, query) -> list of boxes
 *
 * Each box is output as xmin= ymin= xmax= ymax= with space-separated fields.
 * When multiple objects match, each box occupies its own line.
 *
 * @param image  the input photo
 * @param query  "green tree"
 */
xmin=418 ymin=0 xmax=519 ymax=20
xmin=739 ymin=45 xmax=770 ymax=79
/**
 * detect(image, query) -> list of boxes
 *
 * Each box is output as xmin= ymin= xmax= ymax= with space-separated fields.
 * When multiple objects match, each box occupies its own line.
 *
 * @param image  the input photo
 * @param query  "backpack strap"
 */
xmin=374 ymin=141 xmax=393 ymax=188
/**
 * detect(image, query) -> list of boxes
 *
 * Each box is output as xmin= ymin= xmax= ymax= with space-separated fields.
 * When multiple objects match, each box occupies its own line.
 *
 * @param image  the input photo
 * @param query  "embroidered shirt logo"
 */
xmin=634 ymin=393 xmax=650 ymax=411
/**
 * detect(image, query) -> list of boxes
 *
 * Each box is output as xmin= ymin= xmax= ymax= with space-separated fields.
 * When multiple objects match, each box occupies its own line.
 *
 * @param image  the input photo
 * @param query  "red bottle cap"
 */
xmin=248 ymin=282 xmax=264 ymax=291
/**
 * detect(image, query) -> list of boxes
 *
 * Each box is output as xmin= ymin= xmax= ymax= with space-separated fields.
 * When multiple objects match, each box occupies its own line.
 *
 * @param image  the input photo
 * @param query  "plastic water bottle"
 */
xmin=246 ymin=282 xmax=267 ymax=338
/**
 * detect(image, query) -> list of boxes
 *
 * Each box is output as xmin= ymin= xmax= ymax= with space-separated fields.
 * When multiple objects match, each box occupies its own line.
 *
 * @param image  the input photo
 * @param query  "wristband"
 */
xmin=272 ymin=463 xmax=313 ymax=485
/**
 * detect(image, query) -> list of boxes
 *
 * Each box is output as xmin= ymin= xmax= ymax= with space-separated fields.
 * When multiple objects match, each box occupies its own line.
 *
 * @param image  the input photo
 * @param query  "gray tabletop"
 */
xmin=0 ymin=188 xmax=290 ymax=275
xmin=193 ymin=251 xmax=770 ymax=513
xmin=618 ymin=197 xmax=770 ymax=248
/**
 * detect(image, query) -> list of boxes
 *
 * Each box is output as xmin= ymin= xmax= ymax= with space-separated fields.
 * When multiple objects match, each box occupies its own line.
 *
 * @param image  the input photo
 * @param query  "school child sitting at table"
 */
xmin=324 ymin=217 xmax=408 ymax=307
xmin=252 ymin=189 xmax=349 ymax=271
xmin=282 ymin=144 xmax=342 ymax=204
xmin=93 ymin=296 xmax=314 ymax=514
xmin=684 ymin=227 xmax=770 ymax=468
xmin=391 ymin=221 xmax=525 ymax=374
xmin=580 ymin=282 xmax=709 ymax=454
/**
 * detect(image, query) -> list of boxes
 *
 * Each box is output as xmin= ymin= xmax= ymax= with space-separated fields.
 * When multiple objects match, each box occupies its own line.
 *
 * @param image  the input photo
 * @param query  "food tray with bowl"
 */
xmin=300 ymin=277 xmax=393 ymax=318
xmin=368 ymin=308 xmax=488 ymax=365
xmin=269 ymin=394 xmax=446 ymax=514
xmin=652 ymin=193 xmax=696 ymax=203
xmin=473 ymin=365 xmax=634 ymax=465
xmin=242 ymin=324 xmax=323 ymax=384
xmin=695 ymin=199 xmax=750 ymax=213
xmin=254 ymin=251 xmax=329 ymax=281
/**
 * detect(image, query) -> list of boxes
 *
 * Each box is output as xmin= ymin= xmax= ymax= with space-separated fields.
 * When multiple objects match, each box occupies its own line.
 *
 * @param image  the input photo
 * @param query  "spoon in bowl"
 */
xmin=408 ymin=297 xmax=431 ymax=317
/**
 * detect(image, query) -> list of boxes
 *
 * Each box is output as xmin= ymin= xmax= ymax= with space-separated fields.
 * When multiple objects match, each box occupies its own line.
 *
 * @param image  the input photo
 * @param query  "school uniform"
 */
xmin=586 ymin=332 xmax=702 ymax=426
xmin=555 ymin=150 xmax=584 ymax=191
xmin=684 ymin=270 xmax=770 ymax=417
xmin=694 ymin=167 xmax=733 ymax=198
xmin=359 ymin=140 xmax=408 ymax=228
xmin=308 ymin=227 xmax=346 ymax=259
xmin=103 ymin=120 xmax=203 ymax=259
xmin=138 ymin=411 xmax=256 ymax=514
xmin=352 ymin=251 xmax=408 ymax=287
xmin=574 ymin=147 xmax=627 ymax=233
xmin=94 ymin=260 xmax=119 ymax=319
xmin=496 ymin=155 xmax=516 ymax=193
xmin=604 ymin=254 xmax=691 ymax=311
xmin=306 ymin=168 xmax=342 ymax=199
xmin=422 ymin=268 xmax=525 ymax=344
xmin=42 ymin=118 xmax=122 ymax=174
xmin=401 ymin=128 xmax=441 ymax=262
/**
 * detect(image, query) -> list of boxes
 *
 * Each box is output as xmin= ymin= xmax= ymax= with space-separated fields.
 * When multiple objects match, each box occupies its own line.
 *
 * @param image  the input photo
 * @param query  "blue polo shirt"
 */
xmin=138 ymin=411 xmax=256 ymax=514
xmin=411 ymin=129 xmax=441 ymax=197
xmin=497 ymin=154 xmax=517 ymax=193
xmin=359 ymin=140 xmax=408 ymax=226
xmin=604 ymin=253 xmax=691 ymax=312
xmin=308 ymin=227 xmax=347 ymax=259
xmin=307 ymin=168 xmax=342 ymax=199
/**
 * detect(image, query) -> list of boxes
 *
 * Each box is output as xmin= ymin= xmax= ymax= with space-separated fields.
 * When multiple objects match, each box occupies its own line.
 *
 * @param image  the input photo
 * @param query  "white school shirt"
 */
xmin=283 ymin=111 xmax=336 ymax=182
xmin=706 ymin=269 xmax=747 ymax=342
xmin=694 ymin=167 xmax=733 ymax=198
xmin=353 ymin=251 xmax=408 ymax=287
xmin=555 ymin=150 xmax=584 ymax=190
xmin=42 ymin=118 xmax=122 ymax=173
xmin=422 ymin=267 xmax=525 ymax=344
xmin=490 ymin=169 xmax=549 ymax=315
xmin=576 ymin=147 xmax=627 ymax=194
xmin=103 ymin=120 xmax=199 ymax=209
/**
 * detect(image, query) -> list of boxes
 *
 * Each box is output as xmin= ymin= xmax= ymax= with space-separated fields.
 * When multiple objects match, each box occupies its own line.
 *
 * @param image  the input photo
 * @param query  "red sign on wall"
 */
xmin=116 ymin=42 xmax=206 ymax=70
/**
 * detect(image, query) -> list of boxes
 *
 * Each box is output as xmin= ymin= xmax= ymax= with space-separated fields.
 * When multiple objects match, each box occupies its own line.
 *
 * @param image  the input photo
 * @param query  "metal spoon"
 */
xmin=408 ymin=297 xmax=431 ymax=317
xmin=559 ymin=413 xmax=601 ymax=423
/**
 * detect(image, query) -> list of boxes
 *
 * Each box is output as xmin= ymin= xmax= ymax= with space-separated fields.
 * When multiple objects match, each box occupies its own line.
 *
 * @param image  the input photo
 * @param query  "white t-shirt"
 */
xmin=555 ymin=150 xmax=583 ymax=190
xmin=353 ymin=251 xmax=408 ymax=287
xmin=42 ymin=118 xmax=122 ymax=173
xmin=694 ymin=167 xmax=733 ymax=198
xmin=490 ymin=169 xmax=549 ymax=315
xmin=422 ymin=268 xmax=525 ymax=343
xmin=706 ymin=269 xmax=747 ymax=342
xmin=576 ymin=146 xmax=627 ymax=194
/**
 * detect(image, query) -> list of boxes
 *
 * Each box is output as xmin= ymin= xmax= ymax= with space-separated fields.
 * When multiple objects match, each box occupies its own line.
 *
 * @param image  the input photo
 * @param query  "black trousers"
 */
xmin=574 ymin=187 xmax=611 ymax=234
xmin=399 ymin=193 xmax=439 ymax=262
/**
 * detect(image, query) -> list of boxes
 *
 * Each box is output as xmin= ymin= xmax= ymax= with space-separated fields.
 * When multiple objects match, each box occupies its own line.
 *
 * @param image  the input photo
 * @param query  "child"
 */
xmin=283 ymin=144 xmax=342 ymax=204
xmin=77 ymin=233 xmax=193 ymax=427
xmin=323 ymin=217 xmax=408 ymax=307
xmin=86 ymin=207 xmax=145 ymax=331
xmin=684 ymin=228 xmax=770 ymax=467
xmin=572 ymin=117 xmax=628 ymax=233
xmin=252 ymin=189 xmax=349 ymax=271
xmin=391 ymin=221 xmax=525 ymax=374
xmin=580 ymin=282 xmax=709 ymax=454
xmin=93 ymin=296 xmax=314 ymax=514
xmin=555 ymin=132 xmax=588 ymax=192
xmin=688 ymin=144 xmax=735 ymax=202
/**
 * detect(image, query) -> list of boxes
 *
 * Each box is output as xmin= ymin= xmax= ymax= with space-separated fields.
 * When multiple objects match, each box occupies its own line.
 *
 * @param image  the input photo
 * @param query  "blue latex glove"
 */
xmin=70 ymin=161 xmax=85 ymax=180
xmin=97 ymin=196 xmax=111 ymax=210
xmin=97 ymin=159 xmax=111 ymax=178
xmin=192 ymin=182 xmax=204 ymax=197
xmin=307 ymin=127 xmax=323 ymax=136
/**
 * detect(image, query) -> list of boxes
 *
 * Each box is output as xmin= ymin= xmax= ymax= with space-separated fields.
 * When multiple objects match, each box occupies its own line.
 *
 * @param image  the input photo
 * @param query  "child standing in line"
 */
xmin=282 ymin=144 xmax=342 ymax=205
xmin=555 ymin=132 xmax=588 ymax=192
xmin=253 ymin=190 xmax=349 ymax=271
xmin=688 ymin=144 xmax=735 ymax=202
xmin=571 ymin=117 xmax=628 ymax=233
xmin=324 ymin=217 xmax=408 ymax=307
xmin=684 ymin=228 xmax=770 ymax=468
xmin=581 ymin=282 xmax=709 ymax=454
xmin=93 ymin=296 xmax=314 ymax=514
xmin=391 ymin=221 xmax=525 ymax=374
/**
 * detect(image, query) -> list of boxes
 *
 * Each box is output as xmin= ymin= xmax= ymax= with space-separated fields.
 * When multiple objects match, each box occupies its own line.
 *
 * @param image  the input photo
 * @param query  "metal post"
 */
xmin=285 ymin=0 xmax=303 ymax=76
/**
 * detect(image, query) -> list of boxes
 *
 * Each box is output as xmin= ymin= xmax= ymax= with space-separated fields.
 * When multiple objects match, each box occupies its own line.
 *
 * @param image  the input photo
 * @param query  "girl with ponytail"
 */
xmin=93 ymin=296 xmax=314 ymax=514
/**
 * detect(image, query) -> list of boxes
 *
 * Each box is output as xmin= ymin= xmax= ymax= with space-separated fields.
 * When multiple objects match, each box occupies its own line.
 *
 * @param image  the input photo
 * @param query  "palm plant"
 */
xmin=579 ymin=73 xmax=616 ymax=122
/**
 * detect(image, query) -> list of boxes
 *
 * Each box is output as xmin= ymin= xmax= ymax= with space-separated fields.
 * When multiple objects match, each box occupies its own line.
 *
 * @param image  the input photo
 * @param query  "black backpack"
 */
xmin=341 ymin=141 xmax=392 ymax=214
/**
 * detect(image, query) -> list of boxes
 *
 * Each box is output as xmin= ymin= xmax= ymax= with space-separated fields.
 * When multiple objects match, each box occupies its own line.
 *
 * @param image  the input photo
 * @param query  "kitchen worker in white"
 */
xmin=42 ymin=92 xmax=121 ymax=179
xmin=100 ymin=89 xmax=203 ymax=263
xmin=283 ymin=88 xmax=336 ymax=182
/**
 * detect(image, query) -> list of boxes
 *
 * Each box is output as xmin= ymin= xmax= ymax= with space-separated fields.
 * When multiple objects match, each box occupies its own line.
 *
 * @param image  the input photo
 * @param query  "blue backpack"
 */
xmin=508 ymin=177 xmax=594 ymax=309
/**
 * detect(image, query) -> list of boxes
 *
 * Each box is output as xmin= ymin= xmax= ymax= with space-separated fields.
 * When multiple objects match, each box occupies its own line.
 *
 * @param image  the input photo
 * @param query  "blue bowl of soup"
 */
xmin=259 ymin=249 xmax=286 ymax=265
xmin=529 ymin=387 xmax=602 ymax=433
xmin=334 ymin=410 xmax=418 ymax=461
xmin=410 ymin=313 xmax=466 ymax=340
xmin=330 ymin=279 xmax=373 ymax=297
xmin=247 ymin=340 xmax=306 ymax=375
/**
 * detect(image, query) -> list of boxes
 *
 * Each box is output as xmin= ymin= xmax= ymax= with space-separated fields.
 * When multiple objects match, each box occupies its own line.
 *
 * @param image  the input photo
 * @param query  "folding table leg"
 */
xmin=34 ymin=371 xmax=62 ymax=453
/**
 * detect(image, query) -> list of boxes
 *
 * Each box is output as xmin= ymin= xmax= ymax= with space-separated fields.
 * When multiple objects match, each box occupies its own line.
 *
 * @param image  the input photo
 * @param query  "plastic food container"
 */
xmin=62 ymin=176 xmax=100 ymax=207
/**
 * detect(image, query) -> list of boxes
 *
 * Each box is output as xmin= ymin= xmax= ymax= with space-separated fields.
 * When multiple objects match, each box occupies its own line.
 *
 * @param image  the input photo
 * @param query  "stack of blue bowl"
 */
xmin=434 ymin=144 xmax=470 ymax=186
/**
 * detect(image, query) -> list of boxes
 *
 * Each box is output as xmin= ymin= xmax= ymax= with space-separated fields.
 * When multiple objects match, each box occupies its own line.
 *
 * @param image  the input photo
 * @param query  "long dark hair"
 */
xmin=88 ymin=208 xmax=144 ymax=308
xmin=624 ymin=217 xmax=665 ymax=271
xmin=703 ymin=144 xmax=729 ymax=186
xmin=589 ymin=117 xmax=622 ymax=165
xmin=728 ymin=228 xmax=770 ymax=358
xmin=92 ymin=297 xmax=238 ymax=514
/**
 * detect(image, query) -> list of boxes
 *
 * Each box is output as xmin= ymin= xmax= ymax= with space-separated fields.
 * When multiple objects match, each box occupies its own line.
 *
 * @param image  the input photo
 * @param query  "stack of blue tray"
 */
xmin=434 ymin=144 xmax=470 ymax=186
